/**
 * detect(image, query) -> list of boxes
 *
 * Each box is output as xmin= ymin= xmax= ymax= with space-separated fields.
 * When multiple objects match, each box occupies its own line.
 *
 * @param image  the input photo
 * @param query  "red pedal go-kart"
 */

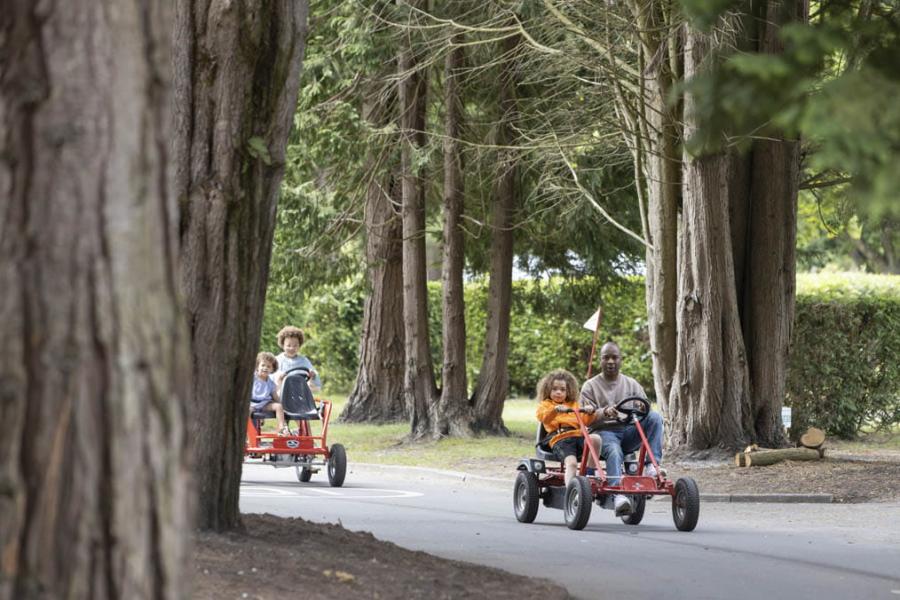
xmin=244 ymin=367 xmax=347 ymax=487
xmin=514 ymin=396 xmax=699 ymax=531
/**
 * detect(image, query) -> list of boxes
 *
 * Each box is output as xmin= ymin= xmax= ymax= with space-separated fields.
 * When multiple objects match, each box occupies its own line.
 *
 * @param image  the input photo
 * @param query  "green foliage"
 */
xmin=684 ymin=0 xmax=900 ymax=214
xmin=440 ymin=277 xmax=651 ymax=398
xmin=246 ymin=136 xmax=272 ymax=165
xmin=261 ymin=275 xmax=365 ymax=390
xmin=264 ymin=274 xmax=651 ymax=395
xmin=786 ymin=273 xmax=900 ymax=438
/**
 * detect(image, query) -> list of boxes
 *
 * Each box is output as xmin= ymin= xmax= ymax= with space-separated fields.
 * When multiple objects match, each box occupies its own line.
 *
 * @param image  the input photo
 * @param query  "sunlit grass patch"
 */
xmin=319 ymin=396 xmax=538 ymax=468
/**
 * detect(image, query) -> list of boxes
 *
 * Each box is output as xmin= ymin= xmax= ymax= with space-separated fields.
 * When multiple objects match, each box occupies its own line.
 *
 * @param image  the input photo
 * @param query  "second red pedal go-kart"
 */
xmin=244 ymin=367 xmax=347 ymax=487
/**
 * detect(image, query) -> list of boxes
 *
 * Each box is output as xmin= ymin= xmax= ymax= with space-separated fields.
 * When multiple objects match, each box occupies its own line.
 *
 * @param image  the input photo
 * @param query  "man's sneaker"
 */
xmin=644 ymin=464 xmax=666 ymax=478
xmin=613 ymin=494 xmax=633 ymax=516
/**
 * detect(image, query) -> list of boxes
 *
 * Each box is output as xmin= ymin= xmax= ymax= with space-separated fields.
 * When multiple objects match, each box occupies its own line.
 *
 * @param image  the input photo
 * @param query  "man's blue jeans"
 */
xmin=592 ymin=411 xmax=664 ymax=485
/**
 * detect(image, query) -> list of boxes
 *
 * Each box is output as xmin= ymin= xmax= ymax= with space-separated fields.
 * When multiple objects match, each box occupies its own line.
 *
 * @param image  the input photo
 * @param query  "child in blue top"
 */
xmin=250 ymin=351 xmax=288 ymax=435
xmin=273 ymin=326 xmax=321 ymax=392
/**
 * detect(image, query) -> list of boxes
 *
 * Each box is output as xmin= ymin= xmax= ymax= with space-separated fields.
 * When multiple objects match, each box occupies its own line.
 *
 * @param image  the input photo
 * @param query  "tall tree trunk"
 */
xmin=0 ymin=1 xmax=190 ymax=597
xmin=436 ymin=38 xmax=474 ymax=438
xmin=343 ymin=98 xmax=406 ymax=423
xmin=628 ymin=1 xmax=682 ymax=412
xmin=471 ymin=35 xmax=520 ymax=435
xmin=172 ymin=0 xmax=308 ymax=531
xmin=667 ymin=26 xmax=753 ymax=452
xmin=633 ymin=1 xmax=804 ymax=453
xmin=739 ymin=0 xmax=804 ymax=446
xmin=399 ymin=10 xmax=438 ymax=439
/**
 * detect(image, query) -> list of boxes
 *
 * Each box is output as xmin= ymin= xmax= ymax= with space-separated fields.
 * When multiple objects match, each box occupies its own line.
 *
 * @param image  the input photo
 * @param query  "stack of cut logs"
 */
xmin=735 ymin=428 xmax=826 ymax=467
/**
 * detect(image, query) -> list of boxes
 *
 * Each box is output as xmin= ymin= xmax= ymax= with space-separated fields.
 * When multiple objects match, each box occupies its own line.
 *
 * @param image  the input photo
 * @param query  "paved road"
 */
xmin=241 ymin=463 xmax=900 ymax=600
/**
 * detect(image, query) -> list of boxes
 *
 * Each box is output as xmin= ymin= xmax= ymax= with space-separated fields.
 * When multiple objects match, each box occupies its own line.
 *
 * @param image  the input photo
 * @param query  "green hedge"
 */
xmin=428 ymin=276 xmax=651 ymax=398
xmin=261 ymin=272 xmax=900 ymax=437
xmin=262 ymin=275 xmax=650 ymax=396
xmin=786 ymin=274 xmax=900 ymax=438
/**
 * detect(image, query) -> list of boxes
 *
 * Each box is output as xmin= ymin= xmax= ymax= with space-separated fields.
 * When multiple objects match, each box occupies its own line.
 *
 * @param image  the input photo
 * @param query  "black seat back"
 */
xmin=535 ymin=423 xmax=557 ymax=462
xmin=281 ymin=371 xmax=319 ymax=420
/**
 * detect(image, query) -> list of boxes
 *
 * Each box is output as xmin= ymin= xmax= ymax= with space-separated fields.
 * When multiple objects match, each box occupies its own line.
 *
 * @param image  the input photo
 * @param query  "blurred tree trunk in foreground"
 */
xmin=0 ymin=0 xmax=190 ymax=596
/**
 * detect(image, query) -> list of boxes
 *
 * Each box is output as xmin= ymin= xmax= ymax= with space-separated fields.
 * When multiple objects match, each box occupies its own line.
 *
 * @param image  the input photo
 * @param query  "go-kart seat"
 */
xmin=535 ymin=423 xmax=558 ymax=462
xmin=251 ymin=370 xmax=320 ymax=422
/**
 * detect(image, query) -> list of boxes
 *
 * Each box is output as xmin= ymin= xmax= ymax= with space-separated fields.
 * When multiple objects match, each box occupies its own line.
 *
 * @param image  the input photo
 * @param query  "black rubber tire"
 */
xmin=296 ymin=466 xmax=312 ymax=482
xmin=621 ymin=494 xmax=646 ymax=525
xmin=564 ymin=476 xmax=593 ymax=530
xmin=327 ymin=444 xmax=347 ymax=487
xmin=513 ymin=471 xmax=540 ymax=523
xmin=672 ymin=477 xmax=700 ymax=531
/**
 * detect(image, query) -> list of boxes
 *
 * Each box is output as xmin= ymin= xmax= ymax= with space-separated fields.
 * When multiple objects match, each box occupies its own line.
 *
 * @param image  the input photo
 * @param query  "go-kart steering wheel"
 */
xmin=614 ymin=396 xmax=651 ymax=424
xmin=283 ymin=367 xmax=310 ymax=380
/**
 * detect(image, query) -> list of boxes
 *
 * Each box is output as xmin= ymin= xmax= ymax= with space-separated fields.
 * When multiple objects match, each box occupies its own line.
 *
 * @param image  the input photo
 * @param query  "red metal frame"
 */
xmin=244 ymin=398 xmax=334 ymax=460
xmin=544 ymin=406 xmax=675 ymax=498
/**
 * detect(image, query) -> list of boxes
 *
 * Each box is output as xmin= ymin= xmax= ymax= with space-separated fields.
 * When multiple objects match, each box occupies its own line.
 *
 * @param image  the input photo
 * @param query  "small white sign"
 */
xmin=781 ymin=407 xmax=792 ymax=428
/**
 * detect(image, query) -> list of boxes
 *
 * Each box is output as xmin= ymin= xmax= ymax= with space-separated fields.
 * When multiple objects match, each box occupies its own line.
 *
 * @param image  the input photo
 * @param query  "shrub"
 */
xmin=262 ymin=272 xmax=900 ymax=439
xmin=786 ymin=274 xmax=900 ymax=438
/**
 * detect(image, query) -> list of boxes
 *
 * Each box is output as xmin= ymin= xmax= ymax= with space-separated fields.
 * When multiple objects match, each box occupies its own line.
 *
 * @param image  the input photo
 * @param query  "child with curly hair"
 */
xmin=535 ymin=368 xmax=597 ymax=484
xmin=250 ymin=351 xmax=288 ymax=435
xmin=273 ymin=325 xmax=321 ymax=392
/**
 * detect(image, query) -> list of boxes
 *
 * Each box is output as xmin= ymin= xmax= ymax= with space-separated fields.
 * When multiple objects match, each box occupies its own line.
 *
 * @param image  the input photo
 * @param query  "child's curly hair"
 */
xmin=276 ymin=325 xmax=305 ymax=349
xmin=535 ymin=369 xmax=580 ymax=404
xmin=256 ymin=351 xmax=277 ymax=371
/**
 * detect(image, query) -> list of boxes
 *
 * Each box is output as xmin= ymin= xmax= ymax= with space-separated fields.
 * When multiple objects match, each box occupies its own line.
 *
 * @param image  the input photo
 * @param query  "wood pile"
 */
xmin=735 ymin=428 xmax=827 ymax=467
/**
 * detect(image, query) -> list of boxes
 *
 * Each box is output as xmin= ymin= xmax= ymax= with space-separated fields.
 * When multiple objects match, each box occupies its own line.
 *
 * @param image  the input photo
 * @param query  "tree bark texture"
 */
xmin=172 ymin=0 xmax=308 ymax=530
xmin=667 ymin=26 xmax=754 ymax=451
xmin=628 ymin=1 xmax=681 ymax=412
xmin=738 ymin=0 xmax=804 ymax=447
xmin=471 ymin=35 xmax=521 ymax=435
xmin=436 ymin=39 xmax=473 ymax=438
xmin=342 ymin=98 xmax=406 ymax=423
xmin=399 ymin=15 xmax=438 ymax=439
xmin=668 ymin=146 xmax=752 ymax=450
xmin=0 ymin=1 xmax=190 ymax=597
xmin=667 ymin=5 xmax=804 ymax=451
xmin=630 ymin=0 xmax=804 ymax=452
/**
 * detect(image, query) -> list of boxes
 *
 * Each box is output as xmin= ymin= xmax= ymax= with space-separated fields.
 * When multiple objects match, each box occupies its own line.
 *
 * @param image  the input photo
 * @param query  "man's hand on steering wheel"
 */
xmin=602 ymin=405 xmax=620 ymax=419
xmin=614 ymin=396 xmax=651 ymax=423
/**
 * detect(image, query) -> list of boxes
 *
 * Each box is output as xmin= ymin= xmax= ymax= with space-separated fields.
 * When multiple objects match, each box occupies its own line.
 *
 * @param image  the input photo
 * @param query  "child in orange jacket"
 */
xmin=535 ymin=369 xmax=597 ymax=484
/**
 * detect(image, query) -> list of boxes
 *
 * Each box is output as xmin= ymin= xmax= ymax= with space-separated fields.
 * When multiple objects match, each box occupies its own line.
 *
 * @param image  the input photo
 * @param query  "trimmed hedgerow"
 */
xmin=786 ymin=274 xmax=900 ymax=438
xmin=262 ymin=272 xmax=900 ymax=438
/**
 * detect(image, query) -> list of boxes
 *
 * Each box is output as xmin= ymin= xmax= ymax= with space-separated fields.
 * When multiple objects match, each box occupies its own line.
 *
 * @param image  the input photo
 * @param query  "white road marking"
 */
xmin=303 ymin=488 xmax=342 ymax=496
xmin=240 ymin=486 xmax=424 ymax=500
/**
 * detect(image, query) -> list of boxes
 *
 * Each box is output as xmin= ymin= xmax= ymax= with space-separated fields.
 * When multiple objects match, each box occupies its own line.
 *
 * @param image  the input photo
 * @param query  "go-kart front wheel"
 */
xmin=295 ymin=465 xmax=312 ymax=482
xmin=672 ymin=477 xmax=700 ymax=531
xmin=564 ymin=476 xmax=593 ymax=530
xmin=621 ymin=494 xmax=646 ymax=525
xmin=513 ymin=471 xmax=539 ymax=523
xmin=327 ymin=443 xmax=347 ymax=487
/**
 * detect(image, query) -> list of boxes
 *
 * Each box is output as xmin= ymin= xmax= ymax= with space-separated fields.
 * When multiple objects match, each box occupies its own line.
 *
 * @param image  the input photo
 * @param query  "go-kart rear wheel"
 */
xmin=513 ymin=471 xmax=540 ymax=523
xmin=672 ymin=477 xmax=700 ymax=531
xmin=295 ymin=466 xmax=312 ymax=482
xmin=621 ymin=494 xmax=646 ymax=525
xmin=327 ymin=443 xmax=347 ymax=487
xmin=564 ymin=476 xmax=593 ymax=530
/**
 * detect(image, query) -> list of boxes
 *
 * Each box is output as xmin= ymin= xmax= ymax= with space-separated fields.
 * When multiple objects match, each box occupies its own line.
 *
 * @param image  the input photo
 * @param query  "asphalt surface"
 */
xmin=240 ymin=463 xmax=900 ymax=600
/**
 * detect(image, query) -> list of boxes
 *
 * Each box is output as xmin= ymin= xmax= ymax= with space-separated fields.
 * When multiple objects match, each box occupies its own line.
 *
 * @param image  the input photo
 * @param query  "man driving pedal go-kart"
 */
xmin=244 ymin=367 xmax=347 ymax=487
xmin=515 ymin=395 xmax=700 ymax=531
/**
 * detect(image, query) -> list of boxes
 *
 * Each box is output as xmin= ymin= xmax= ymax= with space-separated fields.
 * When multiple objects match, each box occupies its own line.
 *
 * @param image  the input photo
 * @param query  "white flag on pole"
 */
xmin=583 ymin=308 xmax=601 ymax=332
